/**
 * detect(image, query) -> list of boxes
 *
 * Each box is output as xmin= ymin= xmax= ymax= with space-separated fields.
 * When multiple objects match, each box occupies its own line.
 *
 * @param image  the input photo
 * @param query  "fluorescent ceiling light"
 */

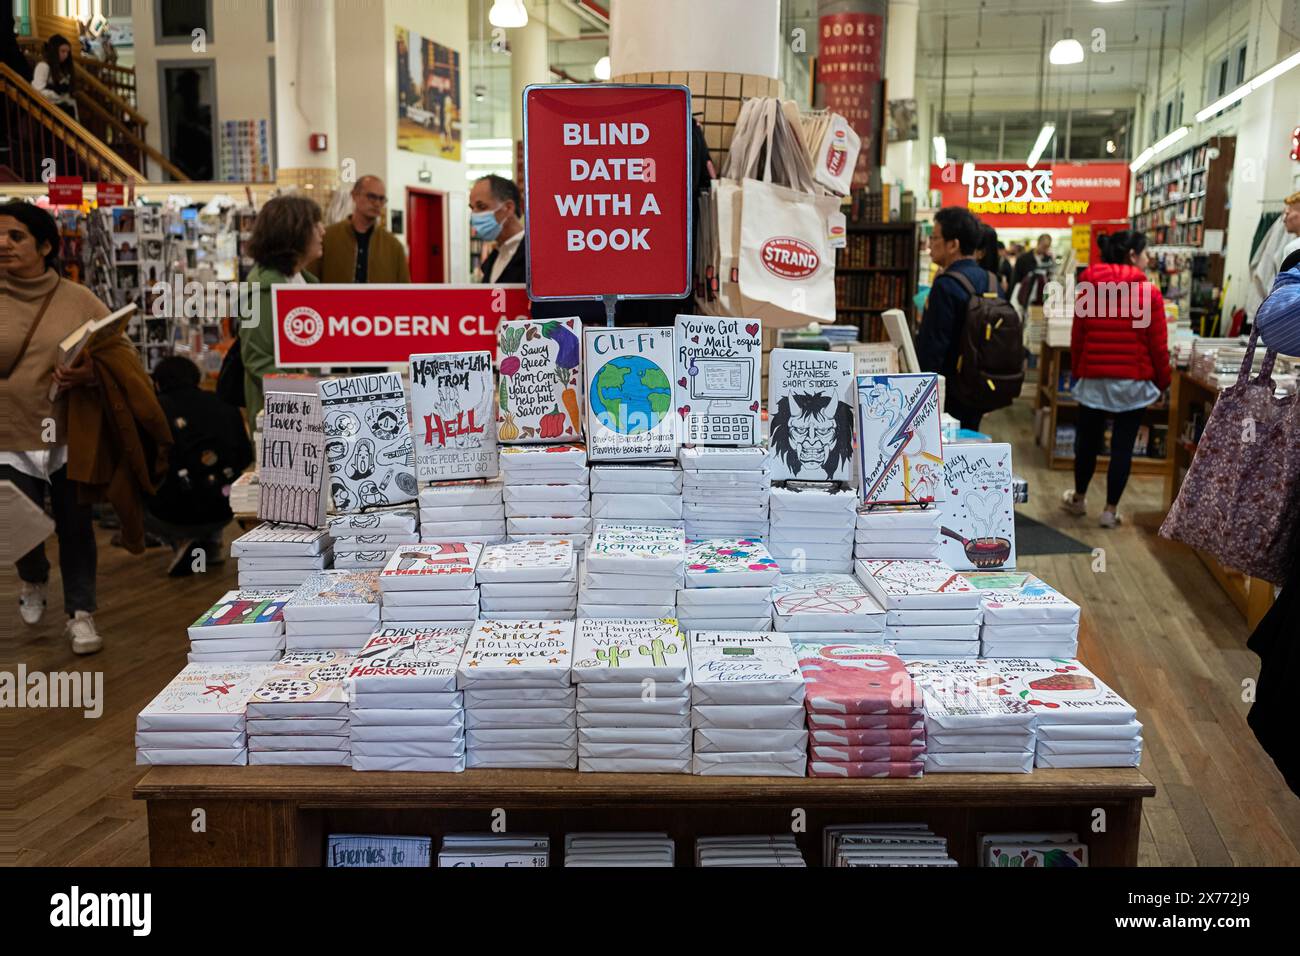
xmin=594 ymin=56 xmax=611 ymax=81
xmin=1130 ymin=125 xmax=1189 ymax=172
xmin=466 ymin=150 xmax=514 ymax=165
xmin=1196 ymin=50 xmax=1300 ymax=122
xmin=1049 ymin=30 xmax=1084 ymax=66
xmin=466 ymin=138 xmax=513 ymax=149
xmin=488 ymin=0 xmax=528 ymax=29
xmin=933 ymin=135 xmax=947 ymax=166
xmin=1027 ymin=123 xmax=1056 ymax=167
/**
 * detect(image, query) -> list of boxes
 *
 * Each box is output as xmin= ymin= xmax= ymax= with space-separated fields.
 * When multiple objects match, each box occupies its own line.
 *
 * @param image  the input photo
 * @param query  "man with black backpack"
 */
xmin=916 ymin=206 xmax=1025 ymax=431
xmin=146 ymin=356 xmax=254 ymax=576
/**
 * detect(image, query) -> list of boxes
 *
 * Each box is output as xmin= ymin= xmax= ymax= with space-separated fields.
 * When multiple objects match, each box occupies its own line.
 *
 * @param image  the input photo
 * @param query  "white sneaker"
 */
xmin=18 ymin=582 xmax=47 ymax=626
xmin=1060 ymin=490 xmax=1087 ymax=516
xmin=1099 ymin=510 xmax=1122 ymax=529
xmin=66 ymin=611 xmax=103 ymax=655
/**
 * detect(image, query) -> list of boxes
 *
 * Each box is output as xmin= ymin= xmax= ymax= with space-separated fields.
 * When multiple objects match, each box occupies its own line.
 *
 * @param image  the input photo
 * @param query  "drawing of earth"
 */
xmin=589 ymin=355 xmax=672 ymax=435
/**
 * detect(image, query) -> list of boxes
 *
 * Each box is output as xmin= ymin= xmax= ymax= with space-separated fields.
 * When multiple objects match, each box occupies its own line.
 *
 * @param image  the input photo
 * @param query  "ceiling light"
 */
xmin=1196 ymin=50 xmax=1300 ymax=122
xmin=1027 ymin=123 xmax=1056 ymax=167
xmin=1130 ymin=125 xmax=1188 ymax=172
xmin=594 ymin=56 xmax=611 ymax=81
xmin=488 ymin=0 xmax=528 ymax=29
xmin=1049 ymin=29 xmax=1085 ymax=66
xmin=932 ymin=135 xmax=947 ymax=166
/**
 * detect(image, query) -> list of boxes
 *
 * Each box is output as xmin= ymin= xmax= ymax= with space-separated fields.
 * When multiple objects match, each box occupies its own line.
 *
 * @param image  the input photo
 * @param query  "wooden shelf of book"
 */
xmin=134 ymin=765 xmax=1154 ymax=867
xmin=836 ymin=223 xmax=919 ymax=343
xmin=1163 ymin=370 xmax=1274 ymax=629
xmin=1032 ymin=343 xmax=1177 ymax=478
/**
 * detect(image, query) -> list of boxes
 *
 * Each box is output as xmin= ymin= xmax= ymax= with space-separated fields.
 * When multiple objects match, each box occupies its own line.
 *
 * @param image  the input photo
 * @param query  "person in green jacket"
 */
xmin=240 ymin=195 xmax=324 ymax=426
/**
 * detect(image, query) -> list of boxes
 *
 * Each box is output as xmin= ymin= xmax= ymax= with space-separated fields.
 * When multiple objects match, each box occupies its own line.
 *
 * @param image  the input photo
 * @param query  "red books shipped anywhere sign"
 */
xmin=523 ymin=84 xmax=691 ymax=300
xmin=272 ymin=284 xmax=530 ymax=368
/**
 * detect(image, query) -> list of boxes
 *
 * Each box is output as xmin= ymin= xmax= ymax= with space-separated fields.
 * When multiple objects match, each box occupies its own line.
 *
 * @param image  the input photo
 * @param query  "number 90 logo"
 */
xmin=283 ymin=306 xmax=324 ymax=347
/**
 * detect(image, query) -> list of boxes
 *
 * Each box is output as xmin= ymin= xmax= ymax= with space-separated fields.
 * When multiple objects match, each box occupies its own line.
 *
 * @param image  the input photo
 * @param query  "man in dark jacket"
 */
xmin=145 ymin=356 xmax=254 ymax=576
xmin=916 ymin=206 xmax=991 ymax=430
xmin=1013 ymin=232 xmax=1055 ymax=307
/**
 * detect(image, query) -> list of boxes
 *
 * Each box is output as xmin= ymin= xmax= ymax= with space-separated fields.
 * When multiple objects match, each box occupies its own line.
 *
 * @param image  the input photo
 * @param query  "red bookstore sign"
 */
xmin=817 ymin=10 xmax=884 ymax=190
xmin=47 ymin=176 xmax=83 ymax=206
xmin=96 ymin=182 xmax=126 ymax=207
xmin=272 ymin=284 xmax=530 ymax=368
xmin=523 ymin=83 xmax=692 ymax=300
xmin=928 ymin=162 xmax=1131 ymax=228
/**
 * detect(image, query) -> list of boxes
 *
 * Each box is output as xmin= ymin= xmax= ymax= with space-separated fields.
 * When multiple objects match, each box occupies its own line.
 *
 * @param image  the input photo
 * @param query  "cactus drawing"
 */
xmin=596 ymin=646 xmax=631 ymax=668
xmin=638 ymin=638 xmax=677 ymax=668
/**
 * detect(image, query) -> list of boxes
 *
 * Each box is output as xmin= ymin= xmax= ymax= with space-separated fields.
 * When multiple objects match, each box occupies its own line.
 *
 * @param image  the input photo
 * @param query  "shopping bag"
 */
xmin=737 ymin=176 xmax=836 ymax=326
xmin=813 ymin=114 xmax=861 ymax=196
xmin=1160 ymin=331 xmax=1300 ymax=584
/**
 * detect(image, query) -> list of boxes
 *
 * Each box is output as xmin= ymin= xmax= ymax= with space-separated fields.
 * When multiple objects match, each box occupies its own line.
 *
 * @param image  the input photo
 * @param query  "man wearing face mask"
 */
xmin=471 ymin=174 xmax=526 ymax=283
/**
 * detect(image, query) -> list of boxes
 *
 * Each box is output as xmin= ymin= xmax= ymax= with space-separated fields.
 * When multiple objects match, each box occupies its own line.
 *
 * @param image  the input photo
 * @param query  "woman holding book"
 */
xmin=240 ymin=196 xmax=325 ymax=427
xmin=1 ymin=202 xmax=119 ymax=652
xmin=1061 ymin=229 xmax=1171 ymax=528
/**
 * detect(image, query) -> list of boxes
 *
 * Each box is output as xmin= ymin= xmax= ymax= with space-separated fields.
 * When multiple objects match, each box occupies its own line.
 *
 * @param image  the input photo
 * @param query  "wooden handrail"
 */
xmin=72 ymin=63 xmax=147 ymax=127
xmin=74 ymin=93 xmax=191 ymax=182
xmin=0 ymin=61 xmax=146 ymax=184
xmin=17 ymin=35 xmax=137 ymax=106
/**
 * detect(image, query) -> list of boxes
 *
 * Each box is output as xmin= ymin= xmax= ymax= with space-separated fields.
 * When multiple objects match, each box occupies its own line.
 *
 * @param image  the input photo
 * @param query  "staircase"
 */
xmin=0 ymin=61 xmax=144 ymax=183
xmin=9 ymin=38 xmax=190 ymax=182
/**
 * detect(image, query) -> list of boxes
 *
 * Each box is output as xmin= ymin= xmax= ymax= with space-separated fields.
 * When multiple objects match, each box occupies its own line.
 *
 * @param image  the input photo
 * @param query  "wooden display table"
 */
xmin=1033 ymin=342 xmax=1176 ymax=477
xmin=134 ymin=766 xmax=1155 ymax=867
xmin=1163 ymin=370 xmax=1275 ymax=629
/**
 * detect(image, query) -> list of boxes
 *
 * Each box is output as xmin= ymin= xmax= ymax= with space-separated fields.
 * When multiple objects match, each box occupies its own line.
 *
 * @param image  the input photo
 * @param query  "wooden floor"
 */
xmin=5 ymin=396 xmax=1299 ymax=867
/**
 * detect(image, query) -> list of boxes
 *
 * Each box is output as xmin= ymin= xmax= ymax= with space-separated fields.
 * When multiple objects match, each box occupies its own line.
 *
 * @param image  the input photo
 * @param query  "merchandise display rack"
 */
xmin=134 ymin=766 xmax=1154 ymax=867
xmin=1032 ymin=342 xmax=1177 ymax=478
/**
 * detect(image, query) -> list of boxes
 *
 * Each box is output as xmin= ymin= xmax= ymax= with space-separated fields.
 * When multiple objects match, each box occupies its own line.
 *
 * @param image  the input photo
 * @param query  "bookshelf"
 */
xmin=1032 ymin=343 xmax=1177 ymax=478
xmin=1131 ymin=136 xmax=1235 ymax=332
xmin=835 ymin=222 xmax=920 ymax=343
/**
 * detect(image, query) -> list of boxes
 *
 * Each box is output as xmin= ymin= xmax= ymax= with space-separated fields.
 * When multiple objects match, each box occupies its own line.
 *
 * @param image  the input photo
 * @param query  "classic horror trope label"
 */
xmin=674 ymin=314 xmax=761 ymax=446
xmin=319 ymin=373 xmax=418 ymax=512
xmin=410 ymin=351 xmax=497 ymax=481
xmin=768 ymin=348 xmax=856 ymax=483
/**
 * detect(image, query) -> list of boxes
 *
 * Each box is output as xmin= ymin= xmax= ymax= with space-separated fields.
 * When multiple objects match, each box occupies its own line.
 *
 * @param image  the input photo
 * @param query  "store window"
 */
xmin=156 ymin=0 xmax=212 ymax=44
xmin=159 ymin=63 xmax=216 ymax=180
xmin=1206 ymin=40 xmax=1249 ymax=115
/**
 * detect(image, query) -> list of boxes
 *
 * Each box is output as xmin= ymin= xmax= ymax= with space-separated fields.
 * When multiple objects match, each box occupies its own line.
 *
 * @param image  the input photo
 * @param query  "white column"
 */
xmin=883 ymin=0 xmax=919 ymax=190
xmin=274 ymin=0 xmax=338 ymax=177
xmin=609 ymin=0 xmax=781 ymax=78
xmin=510 ymin=16 xmax=550 ymax=149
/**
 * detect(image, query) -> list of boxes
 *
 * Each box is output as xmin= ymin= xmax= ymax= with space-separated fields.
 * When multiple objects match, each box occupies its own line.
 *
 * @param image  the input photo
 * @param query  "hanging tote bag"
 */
xmin=738 ymin=102 xmax=836 ymax=326
xmin=1160 ymin=331 xmax=1300 ymax=584
xmin=715 ymin=98 xmax=772 ymax=317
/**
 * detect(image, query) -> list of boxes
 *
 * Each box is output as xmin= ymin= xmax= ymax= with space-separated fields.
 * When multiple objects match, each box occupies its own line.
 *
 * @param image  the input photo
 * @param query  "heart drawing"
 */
xmin=746 ymin=323 xmax=759 ymax=336
xmin=677 ymin=405 xmax=691 ymax=418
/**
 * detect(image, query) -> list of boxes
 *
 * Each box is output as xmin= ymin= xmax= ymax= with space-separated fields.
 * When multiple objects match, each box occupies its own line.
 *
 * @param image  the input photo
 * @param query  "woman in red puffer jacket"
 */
xmin=1062 ymin=229 xmax=1172 ymax=528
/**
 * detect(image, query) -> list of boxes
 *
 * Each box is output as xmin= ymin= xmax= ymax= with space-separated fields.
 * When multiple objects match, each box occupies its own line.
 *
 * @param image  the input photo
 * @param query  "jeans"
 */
xmin=1 ymin=464 xmax=97 ymax=615
xmin=1073 ymin=404 xmax=1146 ymax=506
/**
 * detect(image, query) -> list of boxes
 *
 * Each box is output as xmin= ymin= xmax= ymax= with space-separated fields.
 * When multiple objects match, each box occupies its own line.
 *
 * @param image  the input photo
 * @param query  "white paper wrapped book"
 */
xmin=186 ymin=588 xmax=290 ymax=643
xmin=586 ymin=523 xmax=685 ymax=575
xmin=583 ymin=326 xmax=677 ymax=461
xmin=688 ymin=632 xmax=804 ymax=706
xmin=767 ymin=349 xmax=856 ymax=482
xmin=136 ymin=663 xmax=275 ymax=733
xmin=348 ymin=625 xmax=470 ymax=694
xmin=855 ymin=559 xmax=980 ymax=610
xmin=319 ymin=373 xmax=418 ymax=512
xmin=673 ymin=314 xmax=762 ymax=446
xmin=571 ymin=618 xmax=688 ymax=683
xmin=409 ymin=351 xmax=498 ymax=481
xmin=772 ymin=573 xmax=887 ymax=632
xmin=379 ymin=542 xmax=483 ymax=591
xmin=856 ymin=372 xmax=944 ymax=505
xmin=457 ymin=620 xmax=576 ymax=685
xmin=476 ymin=539 xmax=575 ymax=582
xmin=283 ymin=570 xmax=382 ymax=621
xmin=937 ymin=443 xmax=1016 ymax=572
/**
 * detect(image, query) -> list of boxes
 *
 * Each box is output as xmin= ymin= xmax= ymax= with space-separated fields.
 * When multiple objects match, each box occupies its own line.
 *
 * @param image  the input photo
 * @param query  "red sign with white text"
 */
xmin=47 ymin=176 xmax=83 ymax=206
xmin=523 ymin=84 xmax=691 ymax=300
xmin=272 ymin=284 xmax=530 ymax=368
xmin=817 ymin=11 xmax=884 ymax=190
xmin=929 ymin=162 xmax=1131 ymax=229
xmin=96 ymin=182 xmax=126 ymax=207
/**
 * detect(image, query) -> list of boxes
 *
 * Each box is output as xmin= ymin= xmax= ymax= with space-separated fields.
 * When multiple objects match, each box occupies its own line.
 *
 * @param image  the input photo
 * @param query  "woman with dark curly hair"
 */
xmin=239 ymin=195 xmax=324 ymax=424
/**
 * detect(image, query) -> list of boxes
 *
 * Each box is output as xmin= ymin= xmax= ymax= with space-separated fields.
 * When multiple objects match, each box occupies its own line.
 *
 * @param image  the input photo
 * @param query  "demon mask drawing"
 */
xmin=770 ymin=391 xmax=855 ymax=480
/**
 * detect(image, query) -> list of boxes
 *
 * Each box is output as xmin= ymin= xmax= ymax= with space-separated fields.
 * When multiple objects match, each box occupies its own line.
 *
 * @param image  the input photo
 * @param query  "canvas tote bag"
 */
xmin=738 ymin=102 xmax=836 ymax=326
xmin=1160 ymin=330 xmax=1300 ymax=584
xmin=715 ymin=98 xmax=771 ymax=316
